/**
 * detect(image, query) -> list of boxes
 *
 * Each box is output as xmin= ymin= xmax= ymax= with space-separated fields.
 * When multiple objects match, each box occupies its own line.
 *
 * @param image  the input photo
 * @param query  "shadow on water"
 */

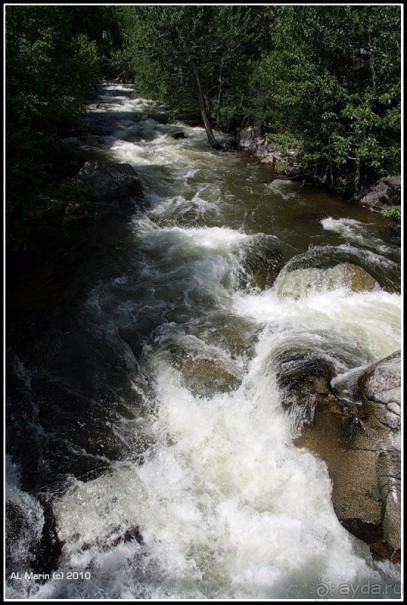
xmin=6 ymin=197 xmax=157 ymax=576
xmin=7 ymin=209 xmax=155 ymax=491
xmin=6 ymin=84 xmax=199 ymax=500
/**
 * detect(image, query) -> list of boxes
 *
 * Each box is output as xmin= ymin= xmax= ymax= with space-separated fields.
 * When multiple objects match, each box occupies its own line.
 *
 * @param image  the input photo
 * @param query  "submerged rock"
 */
xmin=242 ymin=246 xmax=284 ymax=290
xmin=345 ymin=263 xmax=379 ymax=292
xmin=174 ymin=356 xmax=241 ymax=396
xmin=284 ymin=349 xmax=401 ymax=561
xmin=274 ymin=262 xmax=379 ymax=299
xmin=171 ymin=131 xmax=186 ymax=140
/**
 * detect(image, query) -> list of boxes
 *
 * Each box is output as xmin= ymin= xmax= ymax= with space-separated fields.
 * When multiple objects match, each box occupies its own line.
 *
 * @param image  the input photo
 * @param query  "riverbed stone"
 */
xmin=345 ymin=263 xmax=379 ymax=292
xmin=242 ymin=246 xmax=284 ymax=290
xmin=72 ymin=160 xmax=144 ymax=204
xmin=359 ymin=175 xmax=401 ymax=212
xmin=174 ymin=356 xmax=241 ymax=396
xmin=171 ymin=131 xmax=186 ymax=140
xmin=285 ymin=349 xmax=401 ymax=561
xmin=275 ymin=262 xmax=379 ymax=299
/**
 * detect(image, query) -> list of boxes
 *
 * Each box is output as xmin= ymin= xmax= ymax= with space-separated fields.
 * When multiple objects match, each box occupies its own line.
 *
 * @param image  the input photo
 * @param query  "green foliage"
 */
xmin=117 ymin=5 xmax=399 ymax=188
xmin=247 ymin=5 xmax=401 ymax=193
xmin=266 ymin=133 xmax=302 ymax=153
xmin=6 ymin=7 xmax=101 ymax=133
xmin=68 ymin=6 xmax=125 ymax=79
xmin=6 ymin=5 xmax=103 ymax=231
xmin=118 ymin=6 xmax=271 ymax=130
xmin=381 ymin=206 xmax=401 ymax=221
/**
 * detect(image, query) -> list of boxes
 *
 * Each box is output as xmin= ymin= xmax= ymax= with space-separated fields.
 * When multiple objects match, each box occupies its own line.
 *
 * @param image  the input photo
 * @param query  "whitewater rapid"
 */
xmin=6 ymin=82 xmax=401 ymax=600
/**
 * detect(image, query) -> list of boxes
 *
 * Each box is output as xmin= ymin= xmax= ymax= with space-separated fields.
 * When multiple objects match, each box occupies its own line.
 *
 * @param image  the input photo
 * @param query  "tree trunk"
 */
xmin=354 ymin=156 xmax=361 ymax=193
xmin=189 ymin=60 xmax=224 ymax=150
xmin=367 ymin=33 xmax=377 ymax=98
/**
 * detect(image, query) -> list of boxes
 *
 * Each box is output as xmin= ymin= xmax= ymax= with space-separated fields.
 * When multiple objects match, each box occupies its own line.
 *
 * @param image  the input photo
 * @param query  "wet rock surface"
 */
xmin=278 ymin=349 xmax=401 ymax=561
xmin=174 ymin=356 xmax=241 ymax=396
xmin=278 ymin=354 xmax=337 ymax=424
xmin=71 ymin=160 xmax=144 ymax=206
xmin=274 ymin=262 xmax=380 ymax=300
xmin=359 ymin=176 xmax=401 ymax=212
xmin=171 ymin=131 xmax=186 ymax=140
xmin=341 ymin=262 xmax=379 ymax=292
xmin=242 ymin=246 xmax=284 ymax=290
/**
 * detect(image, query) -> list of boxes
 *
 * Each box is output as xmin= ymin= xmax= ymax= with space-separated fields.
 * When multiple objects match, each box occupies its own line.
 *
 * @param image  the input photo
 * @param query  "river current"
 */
xmin=6 ymin=83 xmax=401 ymax=600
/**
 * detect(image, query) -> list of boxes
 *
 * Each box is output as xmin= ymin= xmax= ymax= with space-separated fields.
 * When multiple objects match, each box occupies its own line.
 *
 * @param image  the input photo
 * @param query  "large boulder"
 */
xmin=72 ymin=161 xmax=143 ymax=204
xmin=359 ymin=175 xmax=401 ymax=212
xmin=242 ymin=246 xmax=284 ymax=290
xmin=356 ymin=350 xmax=401 ymax=557
xmin=279 ymin=350 xmax=401 ymax=561
xmin=274 ymin=262 xmax=379 ymax=300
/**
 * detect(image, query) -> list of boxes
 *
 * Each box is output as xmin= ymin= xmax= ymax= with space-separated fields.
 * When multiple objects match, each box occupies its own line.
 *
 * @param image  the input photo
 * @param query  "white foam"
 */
xmin=267 ymin=179 xmax=300 ymax=200
xmin=6 ymin=457 xmax=45 ymax=594
xmin=321 ymin=217 xmax=394 ymax=253
xmin=234 ymin=283 xmax=400 ymax=363
xmin=49 ymin=349 xmax=389 ymax=599
xmin=136 ymin=223 xmax=250 ymax=255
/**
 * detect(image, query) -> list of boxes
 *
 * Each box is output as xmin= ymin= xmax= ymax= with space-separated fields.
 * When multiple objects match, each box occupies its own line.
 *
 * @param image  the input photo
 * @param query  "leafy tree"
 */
xmin=119 ymin=6 xmax=270 ymax=148
xmin=248 ymin=5 xmax=401 ymax=193
xmin=6 ymin=6 xmax=102 ymax=247
xmin=7 ymin=7 xmax=101 ymax=137
xmin=68 ymin=6 xmax=125 ymax=79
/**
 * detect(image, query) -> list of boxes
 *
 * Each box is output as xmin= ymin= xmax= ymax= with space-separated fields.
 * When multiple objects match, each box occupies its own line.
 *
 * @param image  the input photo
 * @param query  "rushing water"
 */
xmin=6 ymin=83 xmax=402 ymax=600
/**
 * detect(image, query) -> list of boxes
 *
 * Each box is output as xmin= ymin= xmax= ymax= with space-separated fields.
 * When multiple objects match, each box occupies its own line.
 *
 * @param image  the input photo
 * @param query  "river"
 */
xmin=6 ymin=82 xmax=401 ymax=600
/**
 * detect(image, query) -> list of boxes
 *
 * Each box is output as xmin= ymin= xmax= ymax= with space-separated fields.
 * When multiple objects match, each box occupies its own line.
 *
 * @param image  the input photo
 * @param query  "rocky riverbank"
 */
xmin=237 ymin=127 xmax=302 ymax=177
xmin=278 ymin=345 xmax=401 ymax=562
xmin=243 ymin=257 xmax=401 ymax=562
xmin=237 ymin=127 xmax=401 ymax=218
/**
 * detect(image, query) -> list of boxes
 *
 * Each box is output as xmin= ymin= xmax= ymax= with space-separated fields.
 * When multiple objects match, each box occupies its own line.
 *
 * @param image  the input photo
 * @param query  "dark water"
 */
xmin=6 ymin=83 xmax=401 ymax=599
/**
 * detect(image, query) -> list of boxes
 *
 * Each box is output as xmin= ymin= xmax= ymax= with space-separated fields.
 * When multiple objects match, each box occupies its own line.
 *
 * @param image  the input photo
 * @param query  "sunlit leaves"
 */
xmin=248 ymin=5 xmax=401 ymax=191
xmin=118 ymin=6 xmax=270 ymax=129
